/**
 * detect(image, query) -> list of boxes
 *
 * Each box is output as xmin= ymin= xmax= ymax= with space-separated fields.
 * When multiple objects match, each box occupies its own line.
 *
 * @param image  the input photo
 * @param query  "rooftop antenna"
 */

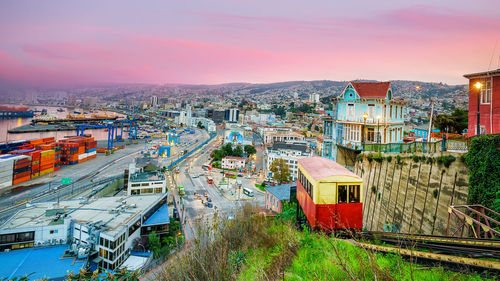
xmin=488 ymin=39 xmax=498 ymax=71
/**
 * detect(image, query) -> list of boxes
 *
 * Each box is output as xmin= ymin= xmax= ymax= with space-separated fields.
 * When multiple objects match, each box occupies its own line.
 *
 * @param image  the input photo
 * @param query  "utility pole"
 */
xmin=427 ymin=98 xmax=435 ymax=143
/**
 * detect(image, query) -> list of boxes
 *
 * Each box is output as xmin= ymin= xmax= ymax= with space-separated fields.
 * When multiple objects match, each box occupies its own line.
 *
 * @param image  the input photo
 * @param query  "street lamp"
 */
xmin=362 ymin=112 xmax=368 ymax=151
xmin=474 ymin=82 xmax=482 ymax=136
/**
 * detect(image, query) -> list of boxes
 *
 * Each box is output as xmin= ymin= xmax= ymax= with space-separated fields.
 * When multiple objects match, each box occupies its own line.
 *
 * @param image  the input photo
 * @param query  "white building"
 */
xmin=309 ymin=93 xmax=320 ymax=103
xmin=128 ymin=170 xmax=166 ymax=196
xmin=225 ymin=108 xmax=239 ymax=123
xmin=262 ymin=129 xmax=304 ymax=145
xmin=221 ymin=156 xmax=247 ymax=170
xmin=188 ymin=117 xmax=216 ymax=132
xmin=0 ymin=194 xmax=169 ymax=271
xmin=267 ymin=141 xmax=313 ymax=180
xmin=150 ymin=96 xmax=158 ymax=107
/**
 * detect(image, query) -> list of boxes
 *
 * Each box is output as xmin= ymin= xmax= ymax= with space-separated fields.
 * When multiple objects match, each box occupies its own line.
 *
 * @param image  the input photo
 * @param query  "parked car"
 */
xmin=205 ymin=202 xmax=213 ymax=208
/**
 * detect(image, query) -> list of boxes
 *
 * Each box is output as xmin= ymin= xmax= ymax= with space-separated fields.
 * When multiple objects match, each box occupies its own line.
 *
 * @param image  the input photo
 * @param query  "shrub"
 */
xmin=412 ymin=155 xmax=420 ymax=163
xmin=367 ymin=154 xmax=373 ymax=163
xmin=465 ymin=134 xmax=500 ymax=217
xmin=371 ymin=186 xmax=377 ymax=194
xmin=426 ymin=157 xmax=434 ymax=164
xmin=386 ymin=156 xmax=392 ymax=162
xmin=433 ymin=189 xmax=439 ymax=198
xmin=357 ymin=154 xmax=364 ymax=163
xmin=396 ymin=155 xmax=402 ymax=164
xmin=373 ymin=153 xmax=383 ymax=163
xmin=436 ymin=155 xmax=456 ymax=168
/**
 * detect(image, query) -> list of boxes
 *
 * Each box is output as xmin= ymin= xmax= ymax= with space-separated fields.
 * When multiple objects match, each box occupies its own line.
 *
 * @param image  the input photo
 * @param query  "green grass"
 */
xmin=156 ymin=205 xmax=490 ymax=281
xmin=285 ymin=231 xmax=488 ymax=281
xmin=255 ymin=184 xmax=266 ymax=192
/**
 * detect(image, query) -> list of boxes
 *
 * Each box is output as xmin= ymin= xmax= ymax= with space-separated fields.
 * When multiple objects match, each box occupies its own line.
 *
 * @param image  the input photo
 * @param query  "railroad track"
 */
xmin=360 ymin=231 xmax=500 ymax=278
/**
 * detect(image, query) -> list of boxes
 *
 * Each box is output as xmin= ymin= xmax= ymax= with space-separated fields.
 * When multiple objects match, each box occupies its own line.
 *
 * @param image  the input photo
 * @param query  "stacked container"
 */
xmin=12 ymin=155 xmax=31 ymax=185
xmin=0 ymin=155 xmax=15 ymax=189
xmin=60 ymin=143 xmax=79 ymax=165
xmin=11 ymin=149 xmax=41 ymax=179
xmin=85 ymin=140 xmax=97 ymax=160
xmin=54 ymin=145 xmax=61 ymax=171
xmin=0 ymin=140 xmax=29 ymax=154
xmin=39 ymin=150 xmax=55 ymax=176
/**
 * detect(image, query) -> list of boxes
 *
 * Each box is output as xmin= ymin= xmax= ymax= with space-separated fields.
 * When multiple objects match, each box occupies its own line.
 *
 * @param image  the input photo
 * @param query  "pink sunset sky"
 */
xmin=0 ymin=0 xmax=499 ymax=87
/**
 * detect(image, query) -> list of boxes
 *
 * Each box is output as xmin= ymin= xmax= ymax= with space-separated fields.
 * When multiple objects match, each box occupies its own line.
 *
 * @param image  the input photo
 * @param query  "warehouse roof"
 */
xmin=298 ymin=157 xmax=360 ymax=181
xmin=0 ymin=194 xmax=165 ymax=236
xmin=0 ymin=245 xmax=85 ymax=280
xmin=271 ymin=142 xmax=309 ymax=153
xmin=129 ymin=170 xmax=165 ymax=182
xmin=266 ymin=183 xmax=293 ymax=201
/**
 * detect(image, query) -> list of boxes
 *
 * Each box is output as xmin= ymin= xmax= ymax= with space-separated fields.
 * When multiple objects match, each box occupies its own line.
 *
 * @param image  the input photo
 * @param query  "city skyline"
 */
xmin=1 ymin=0 xmax=500 ymax=88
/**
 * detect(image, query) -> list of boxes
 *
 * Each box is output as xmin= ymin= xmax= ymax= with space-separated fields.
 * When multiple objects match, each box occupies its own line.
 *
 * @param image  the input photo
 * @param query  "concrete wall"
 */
xmin=354 ymin=152 xmax=469 ymax=235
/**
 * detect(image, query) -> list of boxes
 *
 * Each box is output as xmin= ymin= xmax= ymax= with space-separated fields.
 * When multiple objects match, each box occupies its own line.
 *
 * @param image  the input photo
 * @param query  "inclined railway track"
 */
xmin=360 ymin=231 xmax=500 ymax=278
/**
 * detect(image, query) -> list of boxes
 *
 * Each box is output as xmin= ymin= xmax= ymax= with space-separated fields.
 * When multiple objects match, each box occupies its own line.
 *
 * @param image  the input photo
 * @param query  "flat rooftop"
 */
xmin=299 ymin=157 xmax=361 ymax=181
xmin=0 ymin=245 xmax=84 ymax=280
xmin=129 ymin=170 xmax=165 ymax=182
xmin=0 ymin=194 xmax=165 ymax=237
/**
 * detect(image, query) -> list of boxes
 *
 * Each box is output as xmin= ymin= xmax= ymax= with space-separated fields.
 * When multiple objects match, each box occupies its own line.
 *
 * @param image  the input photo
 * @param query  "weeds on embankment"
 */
xmin=156 ymin=205 xmax=298 ymax=281
xmin=156 ymin=204 xmax=489 ymax=281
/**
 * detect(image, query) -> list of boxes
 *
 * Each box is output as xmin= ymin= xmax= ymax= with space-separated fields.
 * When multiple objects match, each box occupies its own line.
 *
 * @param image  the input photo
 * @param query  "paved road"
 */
xmin=0 ymin=129 xmax=208 ymax=222
xmin=171 ymin=134 xmax=265 ymax=240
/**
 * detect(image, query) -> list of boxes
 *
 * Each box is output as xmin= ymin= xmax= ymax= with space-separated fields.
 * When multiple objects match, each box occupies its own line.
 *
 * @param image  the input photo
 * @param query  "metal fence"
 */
xmin=363 ymin=138 xmax=468 ymax=154
xmin=364 ymin=141 xmax=442 ymax=154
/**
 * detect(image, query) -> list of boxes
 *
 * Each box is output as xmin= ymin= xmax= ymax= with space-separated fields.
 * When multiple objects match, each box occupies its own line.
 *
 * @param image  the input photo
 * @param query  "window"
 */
xmin=480 ymin=80 xmax=491 ymax=104
xmin=131 ymin=183 xmax=140 ymax=187
xmin=154 ymin=188 xmax=162 ymax=193
xmin=141 ymin=183 xmax=150 ymax=187
xmin=367 ymin=104 xmax=375 ymax=119
xmin=298 ymin=169 xmax=313 ymax=198
xmin=49 ymin=229 xmax=58 ymax=234
xmin=131 ymin=189 xmax=139 ymax=195
xmin=390 ymin=106 xmax=393 ymax=119
xmin=367 ymin=128 xmax=375 ymax=142
xmin=343 ymin=124 xmax=360 ymax=142
xmin=346 ymin=104 xmax=355 ymax=120
xmin=349 ymin=185 xmax=361 ymax=203
xmin=141 ymin=188 xmax=154 ymax=194
xmin=338 ymin=185 xmax=348 ymax=203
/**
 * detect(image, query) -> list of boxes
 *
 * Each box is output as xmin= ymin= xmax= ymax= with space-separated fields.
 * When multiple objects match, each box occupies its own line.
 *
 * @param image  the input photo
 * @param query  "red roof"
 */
xmin=351 ymin=82 xmax=390 ymax=99
xmin=298 ymin=157 xmax=360 ymax=181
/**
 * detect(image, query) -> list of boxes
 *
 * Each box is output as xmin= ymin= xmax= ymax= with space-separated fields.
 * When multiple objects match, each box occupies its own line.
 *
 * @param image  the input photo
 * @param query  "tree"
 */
xmin=433 ymin=108 xmax=468 ymax=134
xmin=244 ymin=145 xmax=257 ymax=156
xmin=143 ymin=163 xmax=159 ymax=172
xmin=273 ymin=106 xmax=286 ymax=117
xmin=270 ymin=158 xmax=291 ymax=183
xmin=197 ymin=121 xmax=205 ymax=129
xmin=314 ymin=125 xmax=320 ymax=131
xmin=222 ymin=143 xmax=233 ymax=156
xmin=233 ymin=145 xmax=243 ymax=157
xmin=148 ymin=232 xmax=162 ymax=258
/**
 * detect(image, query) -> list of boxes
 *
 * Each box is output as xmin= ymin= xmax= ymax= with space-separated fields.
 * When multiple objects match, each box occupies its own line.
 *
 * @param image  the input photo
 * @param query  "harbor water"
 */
xmin=0 ymin=106 xmax=125 ymax=142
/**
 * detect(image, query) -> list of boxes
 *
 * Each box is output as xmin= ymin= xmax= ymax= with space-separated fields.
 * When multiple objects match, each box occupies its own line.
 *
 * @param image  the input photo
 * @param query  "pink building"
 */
xmin=265 ymin=183 xmax=293 ymax=213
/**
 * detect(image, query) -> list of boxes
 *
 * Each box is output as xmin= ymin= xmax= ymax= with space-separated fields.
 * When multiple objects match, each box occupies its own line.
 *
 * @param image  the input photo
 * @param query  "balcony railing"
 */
xmin=364 ymin=141 xmax=441 ymax=154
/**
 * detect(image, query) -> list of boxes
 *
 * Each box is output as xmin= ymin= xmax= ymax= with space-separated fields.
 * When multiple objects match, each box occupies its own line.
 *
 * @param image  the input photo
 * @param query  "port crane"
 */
xmin=76 ymin=124 xmax=115 ymax=151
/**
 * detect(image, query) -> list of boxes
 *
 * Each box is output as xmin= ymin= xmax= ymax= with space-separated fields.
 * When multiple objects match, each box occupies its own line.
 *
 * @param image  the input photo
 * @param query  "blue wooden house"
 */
xmin=323 ymin=81 xmax=407 ymax=162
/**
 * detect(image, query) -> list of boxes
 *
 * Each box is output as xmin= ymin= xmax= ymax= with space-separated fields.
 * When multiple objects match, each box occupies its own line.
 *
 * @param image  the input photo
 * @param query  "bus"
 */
xmin=202 ymin=164 xmax=212 ymax=171
xmin=207 ymin=177 xmax=213 ymax=184
xmin=178 ymin=185 xmax=185 ymax=196
xmin=225 ymin=173 xmax=237 ymax=179
xmin=243 ymin=187 xmax=254 ymax=197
